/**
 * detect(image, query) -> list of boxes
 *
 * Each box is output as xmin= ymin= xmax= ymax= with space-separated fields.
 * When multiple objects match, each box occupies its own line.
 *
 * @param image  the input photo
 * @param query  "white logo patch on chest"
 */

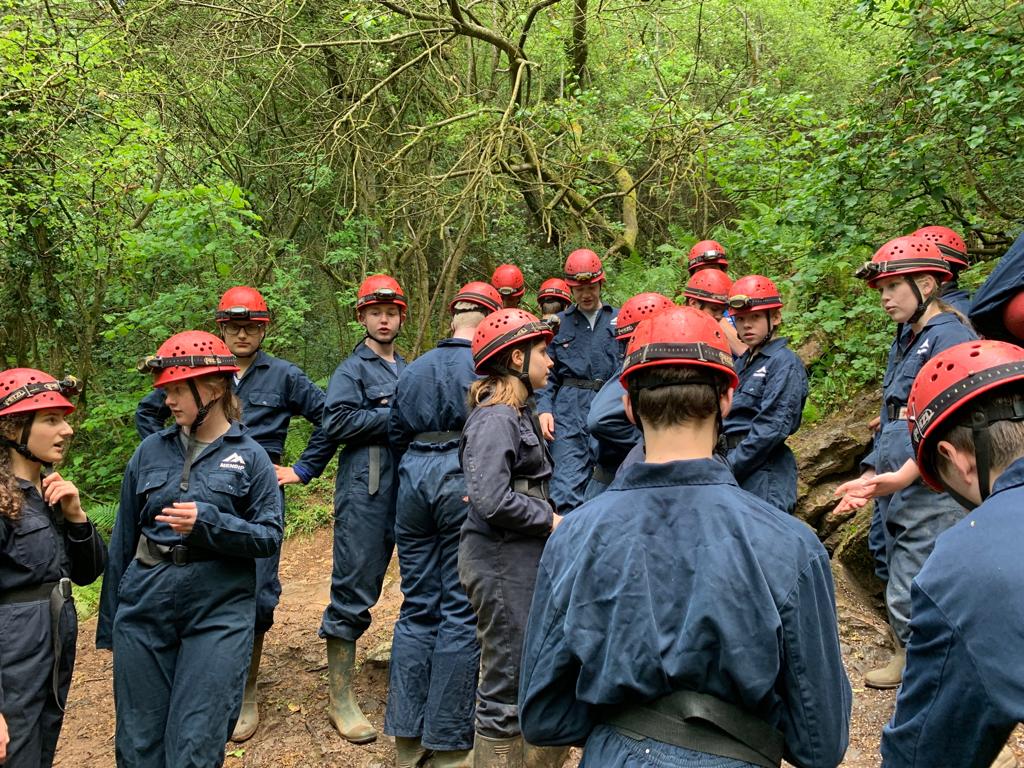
xmin=915 ymin=339 xmax=931 ymax=356
xmin=219 ymin=452 xmax=247 ymax=471
xmin=753 ymin=365 xmax=768 ymax=378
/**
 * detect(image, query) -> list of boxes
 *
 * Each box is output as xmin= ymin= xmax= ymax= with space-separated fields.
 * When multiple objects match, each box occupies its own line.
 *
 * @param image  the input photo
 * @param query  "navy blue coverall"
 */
xmin=96 ymin=423 xmax=283 ymax=768
xmin=458 ymin=401 xmax=555 ymax=739
xmin=583 ymin=369 xmax=639 ymax=500
xmin=319 ymin=341 xmax=405 ymax=642
xmin=0 ymin=480 xmax=106 ymax=768
xmin=862 ymin=312 xmax=974 ymax=645
xmin=536 ymin=303 xmax=620 ymax=513
xmin=135 ymin=350 xmax=335 ymax=632
xmin=722 ymin=337 xmax=808 ymax=514
xmin=383 ymin=338 xmax=480 ymax=751
xmin=969 ymin=230 xmax=1024 ymax=341
xmin=519 ymin=459 xmax=852 ymax=766
xmin=880 ymin=458 xmax=1024 ymax=768
xmin=940 ymin=282 xmax=971 ymax=316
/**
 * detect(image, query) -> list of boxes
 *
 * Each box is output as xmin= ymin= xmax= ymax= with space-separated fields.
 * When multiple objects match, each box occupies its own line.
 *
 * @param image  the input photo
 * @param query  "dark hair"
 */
xmin=0 ymin=414 xmax=31 ymax=520
xmin=468 ymin=344 xmax=533 ymax=411
xmin=930 ymin=389 xmax=1024 ymax=483
xmin=630 ymin=367 xmax=731 ymax=430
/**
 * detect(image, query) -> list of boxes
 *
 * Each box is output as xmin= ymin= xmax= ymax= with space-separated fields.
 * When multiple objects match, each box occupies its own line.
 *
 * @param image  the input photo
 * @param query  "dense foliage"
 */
xmin=2 ymin=0 xmax=1021 ymax=499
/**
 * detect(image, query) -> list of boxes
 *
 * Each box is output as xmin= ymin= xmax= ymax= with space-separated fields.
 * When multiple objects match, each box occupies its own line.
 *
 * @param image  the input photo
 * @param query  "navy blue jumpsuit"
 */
xmin=863 ymin=312 xmax=974 ymax=645
xmin=536 ymin=303 xmax=620 ymax=513
xmin=583 ymin=369 xmax=639 ymax=500
xmin=0 ymin=481 xmax=106 ymax=768
xmin=940 ymin=283 xmax=971 ymax=316
xmin=881 ymin=456 xmax=1024 ymax=767
xmin=135 ymin=350 xmax=336 ymax=632
xmin=969 ymin=230 xmax=1024 ymax=342
xmin=519 ymin=459 xmax=852 ymax=766
xmin=722 ymin=337 xmax=808 ymax=514
xmin=319 ymin=341 xmax=405 ymax=643
xmin=96 ymin=423 xmax=283 ymax=767
xmin=383 ymin=338 xmax=480 ymax=751
xmin=458 ymin=401 xmax=555 ymax=739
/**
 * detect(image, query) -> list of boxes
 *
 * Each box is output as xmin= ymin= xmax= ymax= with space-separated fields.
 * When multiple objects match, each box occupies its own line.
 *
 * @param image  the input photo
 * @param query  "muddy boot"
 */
xmin=230 ymin=631 xmax=265 ymax=742
xmin=992 ymin=744 xmax=1018 ymax=768
xmin=864 ymin=645 xmax=906 ymax=689
xmin=473 ymin=734 xmax=523 ymax=768
xmin=429 ymin=750 xmax=473 ymax=768
xmin=523 ymin=743 xmax=569 ymax=768
xmin=395 ymin=736 xmax=431 ymax=767
xmin=326 ymin=638 xmax=377 ymax=744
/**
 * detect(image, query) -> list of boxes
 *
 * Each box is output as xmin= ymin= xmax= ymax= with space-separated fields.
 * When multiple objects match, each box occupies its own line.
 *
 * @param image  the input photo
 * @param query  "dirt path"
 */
xmin=55 ymin=529 xmax=1022 ymax=767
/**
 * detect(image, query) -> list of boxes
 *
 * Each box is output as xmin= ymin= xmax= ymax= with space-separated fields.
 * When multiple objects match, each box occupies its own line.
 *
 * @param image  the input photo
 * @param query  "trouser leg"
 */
xmin=459 ymin=534 xmax=544 ymax=739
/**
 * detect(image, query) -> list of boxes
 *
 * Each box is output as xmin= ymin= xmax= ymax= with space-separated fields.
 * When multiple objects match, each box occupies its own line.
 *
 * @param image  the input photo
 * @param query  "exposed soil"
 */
xmin=54 ymin=529 xmax=1022 ymax=767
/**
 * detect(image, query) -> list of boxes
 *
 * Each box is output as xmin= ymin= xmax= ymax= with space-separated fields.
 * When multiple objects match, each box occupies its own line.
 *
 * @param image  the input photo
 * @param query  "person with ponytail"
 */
xmin=833 ymin=236 xmax=976 ymax=690
xmin=0 ymin=370 xmax=106 ymax=767
xmin=96 ymin=331 xmax=282 ymax=767
xmin=457 ymin=309 xmax=565 ymax=767
xmin=721 ymin=275 xmax=808 ymax=514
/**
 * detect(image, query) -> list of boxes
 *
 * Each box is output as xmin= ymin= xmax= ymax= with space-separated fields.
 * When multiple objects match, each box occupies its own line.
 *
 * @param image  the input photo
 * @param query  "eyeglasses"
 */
xmin=222 ymin=322 xmax=265 ymax=337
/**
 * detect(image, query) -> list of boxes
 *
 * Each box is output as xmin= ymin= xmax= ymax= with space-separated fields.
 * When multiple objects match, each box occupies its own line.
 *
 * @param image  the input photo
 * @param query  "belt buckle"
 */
xmin=170 ymin=545 xmax=189 ymax=566
xmin=58 ymin=577 xmax=72 ymax=599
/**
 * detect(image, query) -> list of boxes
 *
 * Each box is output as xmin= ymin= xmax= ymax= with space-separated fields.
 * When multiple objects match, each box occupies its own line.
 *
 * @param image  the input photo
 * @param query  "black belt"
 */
xmin=136 ymin=535 xmax=219 ymax=567
xmin=591 ymin=464 xmax=616 ymax=485
xmin=0 ymin=578 xmax=72 ymax=710
xmin=723 ymin=432 xmax=748 ymax=450
xmin=563 ymin=377 xmax=605 ymax=391
xmin=886 ymin=403 xmax=908 ymax=421
xmin=512 ymin=477 xmax=549 ymax=500
xmin=598 ymin=690 xmax=783 ymax=768
xmin=412 ymin=431 xmax=462 ymax=445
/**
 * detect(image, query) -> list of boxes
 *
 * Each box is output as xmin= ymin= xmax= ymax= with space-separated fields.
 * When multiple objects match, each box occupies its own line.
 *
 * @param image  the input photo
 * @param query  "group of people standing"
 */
xmin=3 ymin=226 xmax=1024 ymax=768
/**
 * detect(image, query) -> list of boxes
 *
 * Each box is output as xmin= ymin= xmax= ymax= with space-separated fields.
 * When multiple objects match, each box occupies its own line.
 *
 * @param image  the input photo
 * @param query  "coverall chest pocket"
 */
xmin=247 ymin=390 xmax=284 ymax=410
xmin=11 ymin=513 xmax=57 ymax=569
xmin=552 ymin=331 xmax=575 ymax=350
xmin=737 ymin=373 xmax=766 ymax=406
xmin=365 ymin=382 xmax=396 ymax=407
xmin=136 ymin=467 xmax=171 ymax=511
xmin=888 ymin=350 xmax=927 ymax=401
xmin=517 ymin=429 xmax=541 ymax=468
xmin=207 ymin=471 xmax=253 ymax=514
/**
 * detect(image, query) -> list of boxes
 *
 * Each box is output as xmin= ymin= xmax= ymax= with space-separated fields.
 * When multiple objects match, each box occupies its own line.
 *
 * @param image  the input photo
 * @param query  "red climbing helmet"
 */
xmin=215 ymin=286 xmax=271 ymax=324
xmin=140 ymin=331 xmax=239 ymax=388
xmin=471 ymin=308 xmax=553 ymax=373
xmin=856 ymin=236 xmax=952 ymax=287
xmin=688 ymin=240 xmax=729 ymax=273
xmin=620 ymin=306 xmax=737 ymax=389
xmin=728 ymin=275 xmax=783 ymax=315
xmin=615 ymin=293 xmax=675 ymax=341
xmin=356 ymin=274 xmax=408 ymax=314
xmin=450 ymin=281 xmax=502 ymax=314
xmin=912 ymin=226 xmax=969 ymax=270
xmin=908 ymin=340 xmax=1024 ymax=491
xmin=0 ymin=369 xmax=79 ymax=417
xmin=563 ymin=249 xmax=605 ymax=286
xmin=538 ymin=278 xmax=572 ymax=303
xmin=684 ymin=269 xmax=733 ymax=306
xmin=491 ymin=264 xmax=526 ymax=298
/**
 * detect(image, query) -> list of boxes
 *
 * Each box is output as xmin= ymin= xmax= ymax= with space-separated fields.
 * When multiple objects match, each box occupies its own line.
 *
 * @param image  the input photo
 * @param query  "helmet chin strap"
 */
xmin=744 ymin=310 xmax=776 ymax=358
xmin=905 ymin=276 xmax=935 ymax=325
xmin=496 ymin=344 xmax=535 ymax=395
xmin=0 ymin=413 xmax=51 ymax=467
xmin=177 ymin=379 xmax=221 ymax=492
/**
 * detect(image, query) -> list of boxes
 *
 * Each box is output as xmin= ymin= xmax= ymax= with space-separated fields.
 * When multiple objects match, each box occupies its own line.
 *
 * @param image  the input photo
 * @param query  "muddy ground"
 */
xmin=54 ymin=528 xmax=1023 ymax=767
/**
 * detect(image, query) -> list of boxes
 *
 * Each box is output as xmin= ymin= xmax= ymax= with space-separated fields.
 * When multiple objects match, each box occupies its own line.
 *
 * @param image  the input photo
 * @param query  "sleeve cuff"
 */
xmin=66 ymin=521 xmax=96 ymax=542
xmin=293 ymin=464 xmax=313 ymax=484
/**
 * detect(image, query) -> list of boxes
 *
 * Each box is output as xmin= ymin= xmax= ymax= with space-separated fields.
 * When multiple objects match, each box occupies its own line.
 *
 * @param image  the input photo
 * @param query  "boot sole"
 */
xmin=328 ymin=717 xmax=377 ymax=745
xmin=863 ymin=679 xmax=902 ymax=690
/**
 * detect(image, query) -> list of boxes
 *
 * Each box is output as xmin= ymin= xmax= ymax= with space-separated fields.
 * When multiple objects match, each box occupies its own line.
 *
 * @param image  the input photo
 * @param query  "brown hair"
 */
xmin=206 ymin=374 xmax=242 ymax=423
xmin=931 ymin=390 xmax=1024 ymax=484
xmin=631 ymin=367 xmax=731 ymax=430
xmin=468 ymin=348 xmax=528 ymax=411
xmin=0 ymin=414 xmax=31 ymax=520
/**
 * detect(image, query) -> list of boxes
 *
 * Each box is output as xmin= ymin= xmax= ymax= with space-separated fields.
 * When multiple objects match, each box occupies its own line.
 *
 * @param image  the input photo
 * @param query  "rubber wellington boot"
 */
xmin=230 ymin=632 xmax=265 ymax=742
xmin=991 ymin=744 xmax=1018 ymax=768
xmin=395 ymin=736 xmax=430 ymax=767
xmin=326 ymin=638 xmax=377 ymax=743
xmin=430 ymin=749 xmax=473 ymax=768
xmin=864 ymin=645 xmax=906 ymax=689
xmin=473 ymin=734 xmax=523 ymax=768
xmin=523 ymin=744 xmax=569 ymax=768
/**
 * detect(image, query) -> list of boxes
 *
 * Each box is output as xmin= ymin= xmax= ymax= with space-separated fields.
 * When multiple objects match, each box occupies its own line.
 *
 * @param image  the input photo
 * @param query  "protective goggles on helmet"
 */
xmin=215 ymin=306 xmax=271 ymax=322
xmin=855 ymin=258 xmax=949 ymax=281
xmin=138 ymin=354 xmax=237 ymax=373
xmin=727 ymin=294 xmax=781 ymax=311
xmin=0 ymin=376 xmax=82 ymax=412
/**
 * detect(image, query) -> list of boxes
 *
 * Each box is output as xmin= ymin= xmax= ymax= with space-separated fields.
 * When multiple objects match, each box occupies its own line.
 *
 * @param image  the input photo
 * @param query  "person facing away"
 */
xmin=519 ymin=305 xmax=852 ymax=767
xmin=97 ymin=331 xmax=282 ymax=768
xmin=383 ymin=281 xmax=502 ymax=768
xmin=0 ymin=369 xmax=106 ymax=768
xmin=535 ymin=249 xmax=620 ymax=514
xmin=318 ymin=274 xmax=408 ymax=744
xmin=133 ymin=285 xmax=336 ymax=742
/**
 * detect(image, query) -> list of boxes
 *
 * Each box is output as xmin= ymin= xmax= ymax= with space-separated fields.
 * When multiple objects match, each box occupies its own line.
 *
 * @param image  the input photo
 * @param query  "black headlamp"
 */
xmin=0 ymin=376 xmax=82 ymax=411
